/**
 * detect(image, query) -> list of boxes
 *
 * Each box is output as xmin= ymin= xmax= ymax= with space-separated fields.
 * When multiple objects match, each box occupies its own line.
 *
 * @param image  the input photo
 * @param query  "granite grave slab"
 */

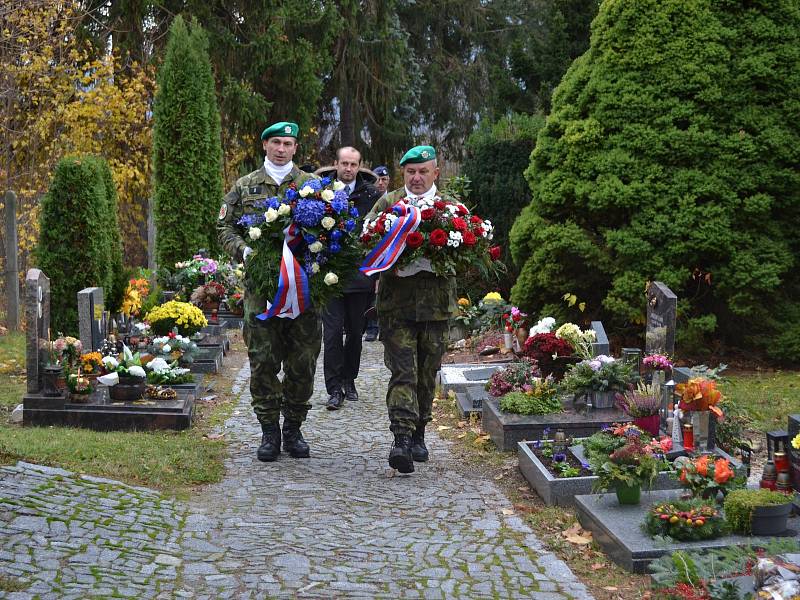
xmin=482 ymin=397 xmax=631 ymax=451
xmin=646 ymin=281 xmax=677 ymax=356
xmin=574 ymin=488 xmax=799 ymax=573
xmin=24 ymin=269 xmax=50 ymax=394
xmin=189 ymin=345 xmax=223 ymax=374
xmin=77 ymin=287 xmax=105 ymax=352
xmin=590 ymin=321 xmax=610 ymax=356
xmin=440 ymin=363 xmax=505 ymax=395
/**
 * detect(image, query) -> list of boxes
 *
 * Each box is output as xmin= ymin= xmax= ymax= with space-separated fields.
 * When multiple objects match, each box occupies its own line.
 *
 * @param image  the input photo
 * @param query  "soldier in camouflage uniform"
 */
xmin=365 ymin=146 xmax=457 ymax=473
xmin=217 ymin=121 xmax=321 ymax=463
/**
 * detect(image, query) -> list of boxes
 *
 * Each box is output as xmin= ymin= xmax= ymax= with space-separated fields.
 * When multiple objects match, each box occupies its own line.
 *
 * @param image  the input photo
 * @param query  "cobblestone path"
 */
xmin=1 ymin=342 xmax=592 ymax=599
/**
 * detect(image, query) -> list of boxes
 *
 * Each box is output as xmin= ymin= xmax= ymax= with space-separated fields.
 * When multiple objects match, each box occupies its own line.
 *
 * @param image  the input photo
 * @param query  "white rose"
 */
xmin=299 ymin=186 xmax=314 ymax=197
xmin=277 ymin=203 xmax=291 ymax=216
xmin=324 ymin=272 xmax=339 ymax=286
xmin=309 ymin=241 xmax=323 ymax=253
xmin=248 ymin=226 xmax=262 ymax=240
xmin=311 ymin=263 xmax=320 ymax=274
xmin=321 ymin=189 xmax=335 ymax=201
xmin=321 ymin=216 xmax=336 ymax=230
xmin=333 ymin=180 xmax=346 ymax=191
xmin=265 ymin=208 xmax=278 ymax=222
xmin=128 ymin=366 xmax=146 ymax=378
xmin=162 ymin=344 xmax=172 ymax=354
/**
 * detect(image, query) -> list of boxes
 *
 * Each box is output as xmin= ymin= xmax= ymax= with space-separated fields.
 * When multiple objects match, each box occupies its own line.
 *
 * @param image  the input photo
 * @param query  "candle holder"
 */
xmin=682 ymin=423 xmax=694 ymax=452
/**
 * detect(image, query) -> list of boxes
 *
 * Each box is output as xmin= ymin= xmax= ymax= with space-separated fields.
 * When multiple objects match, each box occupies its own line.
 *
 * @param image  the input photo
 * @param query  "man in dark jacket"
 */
xmin=315 ymin=148 xmax=382 ymax=410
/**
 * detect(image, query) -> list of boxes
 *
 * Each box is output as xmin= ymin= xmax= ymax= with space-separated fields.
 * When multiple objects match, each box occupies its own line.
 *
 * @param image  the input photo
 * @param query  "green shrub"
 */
xmin=723 ymin=489 xmax=791 ymax=535
xmin=36 ymin=156 xmax=113 ymax=335
xmin=510 ymin=0 xmax=800 ymax=359
xmin=96 ymin=159 xmax=125 ymax=313
xmin=498 ymin=389 xmax=562 ymax=416
xmin=152 ymin=15 xmax=223 ymax=270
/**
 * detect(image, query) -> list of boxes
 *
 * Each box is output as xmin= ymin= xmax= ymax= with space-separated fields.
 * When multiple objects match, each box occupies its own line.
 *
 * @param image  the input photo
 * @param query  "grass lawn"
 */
xmin=721 ymin=370 xmax=800 ymax=432
xmin=0 ymin=329 xmax=243 ymax=497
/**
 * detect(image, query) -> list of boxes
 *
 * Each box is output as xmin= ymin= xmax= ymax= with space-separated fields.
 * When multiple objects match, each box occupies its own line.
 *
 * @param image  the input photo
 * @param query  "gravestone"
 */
xmin=77 ymin=287 xmax=105 ymax=352
xmin=788 ymin=414 xmax=800 ymax=492
xmin=645 ymin=281 xmax=677 ymax=355
xmin=25 ymin=269 xmax=50 ymax=393
xmin=590 ymin=321 xmax=610 ymax=356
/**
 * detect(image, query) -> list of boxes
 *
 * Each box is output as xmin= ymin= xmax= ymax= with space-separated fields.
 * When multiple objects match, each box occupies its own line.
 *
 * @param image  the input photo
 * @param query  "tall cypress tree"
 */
xmin=152 ymin=15 xmax=223 ymax=269
xmin=510 ymin=0 xmax=800 ymax=358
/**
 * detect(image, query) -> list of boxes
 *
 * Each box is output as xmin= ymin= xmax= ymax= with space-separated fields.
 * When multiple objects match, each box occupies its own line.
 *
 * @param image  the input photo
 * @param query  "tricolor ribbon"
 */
xmin=360 ymin=201 xmax=422 ymax=276
xmin=257 ymin=223 xmax=311 ymax=320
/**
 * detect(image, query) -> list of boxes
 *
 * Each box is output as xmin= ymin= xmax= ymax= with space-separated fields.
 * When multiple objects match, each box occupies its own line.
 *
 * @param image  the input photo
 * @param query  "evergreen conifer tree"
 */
xmin=510 ymin=0 xmax=800 ymax=357
xmin=152 ymin=15 xmax=223 ymax=269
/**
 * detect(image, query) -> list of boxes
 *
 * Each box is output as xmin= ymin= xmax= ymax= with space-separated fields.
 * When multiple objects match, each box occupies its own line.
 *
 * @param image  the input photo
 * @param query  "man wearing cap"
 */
xmin=218 ymin=121 xmax=321 ymax=463
xmin=314 ymin=147 xmax=382 ymax=410
xmin=373 ymin=165 xmax=390 ymax=194
xmin=365 ymin=145 xmax=458 ymax=473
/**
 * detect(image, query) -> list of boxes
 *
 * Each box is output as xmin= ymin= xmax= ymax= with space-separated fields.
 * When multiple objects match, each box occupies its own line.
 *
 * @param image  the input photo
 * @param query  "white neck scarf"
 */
xmin=404 ymin=183 xmax=438 ymax=202
xmin=264 ymin=158 xmax=294 ymax=185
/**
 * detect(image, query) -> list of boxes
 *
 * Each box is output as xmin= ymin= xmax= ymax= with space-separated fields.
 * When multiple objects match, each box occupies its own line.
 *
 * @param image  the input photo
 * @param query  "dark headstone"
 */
xmin=77 ymin=287 xmax=105 ymax=352
xmin=25 ymin=269 xmax=50 ymax=394
xmin=590 ymin=321 xmax=610 ymax=356
xmin=789 ymin=415 xmax=800 ymax=492
xmin=645 ymin=281 xmax=677 ymax=355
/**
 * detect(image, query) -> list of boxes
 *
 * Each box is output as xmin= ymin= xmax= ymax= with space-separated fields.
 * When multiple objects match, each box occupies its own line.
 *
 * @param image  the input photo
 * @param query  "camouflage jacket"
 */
xmin=217 ymin=165 xmax=317 ymax=263
xmin=366 ymin=187 xmax=457 ymax=322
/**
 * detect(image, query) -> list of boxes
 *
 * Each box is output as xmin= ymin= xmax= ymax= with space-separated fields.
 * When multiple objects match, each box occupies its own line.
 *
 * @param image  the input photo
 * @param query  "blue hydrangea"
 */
xmin=330 ymin=230 xmax=343 ymax=242
xmin=285 ymin=188 xmax=298 ymax=202
xmin=294 ymin=200 xmax=326 ymax=227
xmin=344 ymin=219 xmax=356 ymax=232
xmin=304 ymin=179 xmax=322 ymax=192
xmin=331 ymin=197 xmax=348 ymax=213
xmin=329 ymin=242 xmax=341 ymax=254
xmin=320 ymin=176 xmax=331 ymax=186
xmin=237 ymin=213 xmax=265 ymax=227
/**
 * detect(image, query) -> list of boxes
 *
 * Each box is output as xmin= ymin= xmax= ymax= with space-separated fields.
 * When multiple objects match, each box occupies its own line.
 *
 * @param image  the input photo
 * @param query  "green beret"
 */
xmin=399 ymin=145 xmax=437 ymax=166
xmin=261 ymin=121 xmax=299 ymax=140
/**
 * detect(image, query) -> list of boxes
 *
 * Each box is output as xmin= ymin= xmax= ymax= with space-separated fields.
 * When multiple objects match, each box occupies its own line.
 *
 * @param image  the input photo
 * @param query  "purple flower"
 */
xmin=294 ymin=200 xmax=326 ymax=227
xmin=624 ymin=428 xmax=641 ymax=438
xmin=597 ymin=355 xmax=615 ymax=364
xmin=588 ymin=360 xmax=602 ymax=371
xmin=199 ymin=259 xmax=217 ymax=274
xmin=320 ymin=176 xmax=331 ymax=186
xmin=553 ymin=453 xmax=566 ymax=463
xmin=543 ymin=427 xmax=551 ymax=437
xmin=533 ymin=440 xmax=542 ymax=449
xmin=345 ymin=218 xmax=356 ymax=232
xmin=580 ymin=461 xmax=591 ymax=470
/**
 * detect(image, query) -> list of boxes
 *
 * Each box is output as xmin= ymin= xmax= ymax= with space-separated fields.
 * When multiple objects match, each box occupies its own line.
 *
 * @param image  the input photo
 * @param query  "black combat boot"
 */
xmin=282 ymin=421 xmax=311 ymax=458
xmin=388 ymin=433 xmax=414 ymax=473
xmin=257 ymin=422 xmax=281 ymax=462
xmin=326 ymin=389 xmax=344 ymax=411
xmin=411 ymin=426 xmax=429 ymax=463
xmin=343 ymin=381 xmax=359 ymax=402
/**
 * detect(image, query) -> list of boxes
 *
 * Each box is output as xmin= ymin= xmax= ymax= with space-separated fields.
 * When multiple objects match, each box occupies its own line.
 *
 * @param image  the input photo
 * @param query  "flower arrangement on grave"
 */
xmin=79 ymin=352 xmax=104 ymax=375
xmin=643 ymin=499 xmax=727 ymax=541
xmin=487 ymin=360 xmax=540 ymax=397
xmin=497 ymin=380 xmax=561 ymax=416
xmin=673 ymin=455 xmax=744 ymax=500
xmin=554 ymin=322 xmax=596 ymax=360
xmin=527 ymin=316 xmax=556 ymax=337
xmin=144 ymin=357 xmax=194 ymax=385
xmin=502 ymin=307 xmax=527 ymax=333
xmin=145 ymin=301 xmax=207 ymax=337
xmin=238 ymin=177 xmax=361 ymax=318
xmin=190 ymin=281 xmax=226 ymax=309
xmin=66 ymin=372 xmax=94 ymax=397
xmin=53 ymin=335 xmax=82 ymax=370
xmin=522 ymin=333 xmax=575 ymax=379
xmin=453 ymin=297 xmax=480 ymax=330
xmin=148 ymin=334 xmax=198 ymax=364
xmin=643 ymin=353 xmax=673 ymax=372
xmin=616 ymin=382 xmax=662 ymax=436
xmin=592 ymin=436 xmax=662 ymax=499
xmin=97 ymin=345 xmax=147 ymax=385
xmin=675 ymin=378 xmax=724 ymax=420
xmin=360 ymin=195 xmax=501 ymax=279
xmin=224 ymin=291 xmax=244 ymax=315
xmin=560 ymin=355 xmax=634 ymax=395
xmin=531 ymin=430 xmax=592 ymax=478
xmin=166 ymin=255 xmax=220 ymax=298
xmin=121 ymin=277 xmax=150 ymax=317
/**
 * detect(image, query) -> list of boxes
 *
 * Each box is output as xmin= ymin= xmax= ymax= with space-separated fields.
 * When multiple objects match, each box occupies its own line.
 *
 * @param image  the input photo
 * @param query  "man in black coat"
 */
xmin=316 ymin=148 xmax=382 ymax=410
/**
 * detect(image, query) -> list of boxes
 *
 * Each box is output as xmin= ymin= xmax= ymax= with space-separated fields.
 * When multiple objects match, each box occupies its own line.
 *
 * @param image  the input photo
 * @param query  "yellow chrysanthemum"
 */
xmin=482 ymin=291 xmax=504 ymax=303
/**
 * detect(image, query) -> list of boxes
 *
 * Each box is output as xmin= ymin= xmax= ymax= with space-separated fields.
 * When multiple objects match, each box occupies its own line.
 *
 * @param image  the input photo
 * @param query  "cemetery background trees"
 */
xmin=152 ymin=16 xmax=223 ymax=270
xmin=36 ymin=156 xmax=118 ymax=335
xmin=510 ymin=0 xmax=800 ymax=358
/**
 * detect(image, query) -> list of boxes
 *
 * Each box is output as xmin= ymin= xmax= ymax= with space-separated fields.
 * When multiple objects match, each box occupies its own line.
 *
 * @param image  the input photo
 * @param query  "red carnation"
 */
xmin=406 ymin=232 xmax=424 ymax=249
xmin=470 ymin=215 xmax=483 ymax=224
xmin=463 ymin=231 xmax=477 ymax=246
xmin=456 ymin=204 xmax=468 ymax=216
xmin=375 ymin=220 xmax=385 ymax=234
xmin=421 ymin=208 xmax=435 ymax=221
xmin=434 ymin=200 xmax=446 ymax=210
xmin=489 ymin=245 xmax=502 ymax=261
xmin=451 ymin=217 xmax=468 ymax=232
xmin=429 ymin=228 xmax=448 ymax=247
xmin=360 ymin=234 xmax=372 ymax=244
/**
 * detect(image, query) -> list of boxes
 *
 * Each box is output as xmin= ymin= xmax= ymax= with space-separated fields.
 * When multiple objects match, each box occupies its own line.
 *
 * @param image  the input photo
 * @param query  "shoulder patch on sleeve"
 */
xmin=218 ymin=204 xmax=228 ymax=220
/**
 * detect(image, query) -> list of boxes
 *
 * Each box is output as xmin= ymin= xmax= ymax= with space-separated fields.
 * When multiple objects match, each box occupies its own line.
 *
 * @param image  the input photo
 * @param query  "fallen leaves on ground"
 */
xmin=561 ymin=523 xmax=593 ymax=545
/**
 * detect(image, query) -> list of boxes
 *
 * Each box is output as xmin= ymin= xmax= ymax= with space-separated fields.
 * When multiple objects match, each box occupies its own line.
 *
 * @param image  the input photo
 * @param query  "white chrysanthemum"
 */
xmin=248 ymin=226 xmax=262 ymax=240
xmin=147 ymin=358 xmax=170 ymax=373
xmin=128 ymin=366 xmax=146 ymax=378
xmin=102 ymin=356 xmax=119 ymax=369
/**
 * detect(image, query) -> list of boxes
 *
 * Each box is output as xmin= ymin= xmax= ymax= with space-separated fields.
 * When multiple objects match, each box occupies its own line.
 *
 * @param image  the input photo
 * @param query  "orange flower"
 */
xmin=713 ymin=459 xmax=734 ymax=484
xmin=675 ymin=378 xmax=723 ymax=411
xmin=680 ymin=469 xmax=688 ymax=483
xmin=695 ymin=455 xmax=710 ymax=477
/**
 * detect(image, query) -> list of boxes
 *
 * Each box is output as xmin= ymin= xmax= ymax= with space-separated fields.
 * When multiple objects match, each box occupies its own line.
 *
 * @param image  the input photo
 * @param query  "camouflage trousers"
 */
xmin=380 ymin=318 xmax=448 ymax=435
xmin=243 ymin=306 xmax=322 ymax=425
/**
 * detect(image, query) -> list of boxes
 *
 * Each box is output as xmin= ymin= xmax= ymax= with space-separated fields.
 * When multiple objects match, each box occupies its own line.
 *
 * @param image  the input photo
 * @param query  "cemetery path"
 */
xmin=0 ymin=342 xmax=592 ymax=600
